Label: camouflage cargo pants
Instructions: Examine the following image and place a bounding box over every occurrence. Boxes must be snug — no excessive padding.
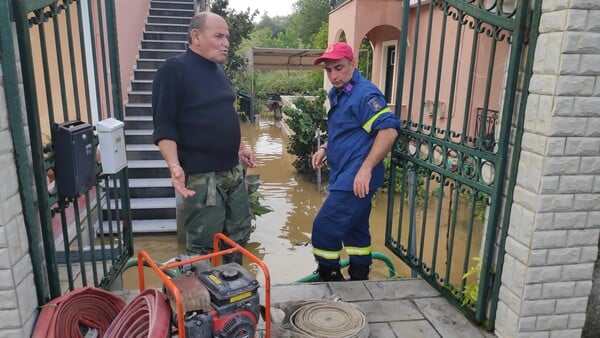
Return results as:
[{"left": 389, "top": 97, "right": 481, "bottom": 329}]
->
[{"left": 178, "top": 164, "right": 252, "bottom": 256}]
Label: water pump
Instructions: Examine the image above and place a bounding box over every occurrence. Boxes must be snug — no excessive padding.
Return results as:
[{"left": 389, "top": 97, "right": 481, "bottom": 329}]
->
[{"left": 166, "top": 263, "right": 261, "bottom": 338}]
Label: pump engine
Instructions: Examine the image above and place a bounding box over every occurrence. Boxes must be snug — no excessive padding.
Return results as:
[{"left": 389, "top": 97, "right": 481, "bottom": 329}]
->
[{"left": 166, "top": 263, "right": 261, "bottom": 338}]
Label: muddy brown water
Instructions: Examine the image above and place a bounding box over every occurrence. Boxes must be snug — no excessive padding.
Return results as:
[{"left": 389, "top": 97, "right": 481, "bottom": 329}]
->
[{"left": 124, "top": 117, "right": 482, "bottom": 289}]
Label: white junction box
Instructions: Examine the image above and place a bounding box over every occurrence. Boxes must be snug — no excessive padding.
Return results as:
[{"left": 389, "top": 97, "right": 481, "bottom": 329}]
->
[{"left": 95, "top": 117, "right": 127, "bottom": 174}]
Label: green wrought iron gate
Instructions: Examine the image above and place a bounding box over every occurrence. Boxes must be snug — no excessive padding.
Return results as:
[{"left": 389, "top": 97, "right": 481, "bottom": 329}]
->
[
  {"left": 388, "top": 0, "right": 540, "bottom": 329},
  {"left": 3, "top": 0, "right": 132, "bottom": 305}
]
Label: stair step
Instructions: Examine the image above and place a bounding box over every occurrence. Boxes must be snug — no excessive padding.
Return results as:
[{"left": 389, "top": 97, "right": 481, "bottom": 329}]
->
[
  {"left": 141, "top": 39, "right": 187, "bottom": 50},
  {"left": 129, "top": 184, "right": 173, "bottom": 199},
  {"left": 125, "top": 129, "right": 153, "bottom": 144},
  {"left": 124, "top": 115, "right": 153, "bottom": 130},
  {"left": 127, "top": 160, "right": 170, "bottom": 178},
  {"left": 144, "top": 23, "right": 188, "bottom": 33},
  {"left": 126, "top": 153, "right": 163, "bottom": 162},
  {"left": 133, "top": 68, "right": 157, "bottom": 81},
  {"left": 128, "top": 177, "right": 172, "bottom": 188},
  {"left": 144, "top": 31, "right": 187, "bottom": 42},
  {"left": 127, "top": 144, "right": 162, "bottom": 161},
  {"left": 107, "top": 176, "right": 172, "bottom": 189},
  {"left": 151, "top": 1, "right": 194, "bottom": 11},
  {"left": 148, "top": 8, "right": 194, "bottom": 18},
  {"left": 123, "top": 0, "right": 192, "bottom": 233},
  {"left": 103, "top": 197, "right": 176, "bottom": 220},
  {"left": 131, "top": 199, "right": 175, "bottom": 220},
  {"left": 127, "top": 143, "right": 159, "bottom": 151},
  {"left": 127, "top": 91, "right": 152, "bottom": 104},
  {"left": 147, "top": 15, "right": 193, "bottom": 25},
  {"left": 125, "top": 129, "right": 153, "bottom": 135},
  {"left": 137, "top": 58, "right": 167, "bottom": 70},
  {"left": 124, "top": 102, "right": 151, "bottom": 116},
  {"left": 130, "top": 197, "right": 175, "bottom": 209},
  {"left": 128, "top": 159, "right": 166, "bottom": 169},
  {"left": 101, "top": 219, "right": 177, "bottom": 234},
  {"left": 131, "top": 80, "right": 153, "bottom": 92},
  {"left": 107, "top": 177, "right": 170, "bottom": 187},
  {"left": 139, "top": 48, "right": 183, "bottom": 59}
]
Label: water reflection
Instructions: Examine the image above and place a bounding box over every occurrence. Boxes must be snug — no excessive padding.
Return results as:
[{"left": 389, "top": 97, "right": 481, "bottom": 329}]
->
[
  {"left": 125, "top": 117, "right": 481, "bottom": 289},
  {"left": 386, "top": 186, "right": 485, "bottom": 287},
  {"left": 242, "top": 119, "right": 407, "bottom": 283}
]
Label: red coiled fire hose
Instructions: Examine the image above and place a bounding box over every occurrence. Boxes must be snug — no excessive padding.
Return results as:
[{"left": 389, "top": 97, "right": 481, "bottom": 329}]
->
[
  {"left": 32, "top": 286, "right": 125, "bottom": 338},
  {"left": 104, "top": 288, "right": 171, "bottom": 338},
  {"left": 33, "top": 286, "right": 171, "bottom": 338}
]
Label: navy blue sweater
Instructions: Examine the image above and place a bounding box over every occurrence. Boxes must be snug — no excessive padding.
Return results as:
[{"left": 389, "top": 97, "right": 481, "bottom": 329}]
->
[{"left": 152, "top": 49, "right": 240, "bottom": 174}]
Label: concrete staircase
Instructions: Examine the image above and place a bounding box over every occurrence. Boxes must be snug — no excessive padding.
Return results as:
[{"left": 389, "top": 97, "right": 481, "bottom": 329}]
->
[{"left": 121, "top": 0, "right": 194, "bottom": 233}]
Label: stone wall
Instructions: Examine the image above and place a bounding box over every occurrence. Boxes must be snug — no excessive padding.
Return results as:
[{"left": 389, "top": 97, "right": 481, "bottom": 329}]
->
[
  {"left": 0, "top": 24, "right": 39, "bottom": 337},
  {"left": 494, "top": 1, "right": 600, "bottom": 337}
]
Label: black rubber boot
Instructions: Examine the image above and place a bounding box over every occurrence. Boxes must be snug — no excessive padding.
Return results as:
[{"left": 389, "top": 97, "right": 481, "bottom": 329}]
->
[
  {"left": 317, "top": 264, "right": 345, "bottom": 282},
  {"left": 348, "top": 264, "right": 370, "bottom": 281}
]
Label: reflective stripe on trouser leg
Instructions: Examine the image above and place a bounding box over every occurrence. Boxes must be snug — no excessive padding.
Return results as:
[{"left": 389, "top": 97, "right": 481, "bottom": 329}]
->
[
  {"left": 311, "top": 190, "right": 374, "bottom": 266},
  {"left": 343, "top": 190, "right": 374, "bottom": 266},
  {"left": 345, "top": 246, "right": 372, "bottom": 256},
  {"left": 312, "top": 248, "right": 342, "bottom": 261}
]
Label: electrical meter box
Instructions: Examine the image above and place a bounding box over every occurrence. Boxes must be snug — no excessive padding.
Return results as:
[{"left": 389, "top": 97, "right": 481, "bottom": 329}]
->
[
  {"left": 95, "top": 118, "right": 127, "bottom": 174},
  {"left": 52, "top": 120, "right": 96, "bottom": 198}
]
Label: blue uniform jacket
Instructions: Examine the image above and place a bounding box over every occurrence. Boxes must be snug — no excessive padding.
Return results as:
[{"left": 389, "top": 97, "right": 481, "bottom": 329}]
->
[{"left": 326, "top": 69, "right": 401, "bottom": 192}]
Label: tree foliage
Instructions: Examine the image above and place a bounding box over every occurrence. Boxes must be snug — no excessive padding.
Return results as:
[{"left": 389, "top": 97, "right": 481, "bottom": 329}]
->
[
  {"left": 211, "top": 0, "right": 257, "bottom": 73},
  {"left": 236, "top": 0, "right": 330, "bottom": 99},
  {"left": 255, "top": 15, "right": 289, "bottom": 37},
  {"left": 233, "top": 1, "right": 331, "bottom": 175},
  {"left": 311, "top": 21, "right": 329, "bottom": 49},
  {"left": 289, "top": 0, "right": 331, "bottom": 46},
  {"left": 254, "top": 70, "right": 321, "bottom": 95},
  {"left": 216, "top": 0, "right": 330, "bottom": 91},
  {"left": 229, "top": 0, "right": 330, "bottom": 114},
  {"left": 284, "top": 91, "right": 329, "bottom": 180}
]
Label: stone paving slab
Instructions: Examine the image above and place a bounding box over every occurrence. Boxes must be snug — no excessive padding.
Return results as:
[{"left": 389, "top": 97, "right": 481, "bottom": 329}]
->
[
  {"left": 363, "top": 279, "right": 441, "bottom": 299},
  {"left": 413, "top": 297, "right": 495, "bottom": 338},
  {"left": 357, "top": 299, "right": 424, "bottom": 322},
  {"left": 258, "top": 278, "right": 495, "bottom": 338},
  {"left": 389, "top": 320, "right": 442, "bottom": 337},
  {"left": 120, "top": 278, "right": 494, "bottom": 337}
]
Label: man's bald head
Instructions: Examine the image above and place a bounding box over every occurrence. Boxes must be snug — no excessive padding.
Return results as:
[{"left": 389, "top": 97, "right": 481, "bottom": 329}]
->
[{"left": 187, "top": 12, "right": 230, "bottom": 64}]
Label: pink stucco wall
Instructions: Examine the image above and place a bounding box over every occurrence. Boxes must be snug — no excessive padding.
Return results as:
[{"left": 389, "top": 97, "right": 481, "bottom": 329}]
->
[
  {"left": 328, "top": 0, "right": 404, "bottom": 110},
  {"left": 327, "top": 0, "right": 508, "bottom": 138},
  {"left": 116, "top": 0, "right": 151, "bottom": 102}
]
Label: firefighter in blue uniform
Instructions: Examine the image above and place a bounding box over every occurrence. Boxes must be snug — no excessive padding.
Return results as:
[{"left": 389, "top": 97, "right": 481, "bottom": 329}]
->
[{"left": 311, "top": 42, "right": 401, "bottom": 281}]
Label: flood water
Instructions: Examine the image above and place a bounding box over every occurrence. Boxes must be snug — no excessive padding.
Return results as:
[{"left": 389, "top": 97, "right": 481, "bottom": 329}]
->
[{"left": 124, "top": 116, "right": 482, "bottom": 289}]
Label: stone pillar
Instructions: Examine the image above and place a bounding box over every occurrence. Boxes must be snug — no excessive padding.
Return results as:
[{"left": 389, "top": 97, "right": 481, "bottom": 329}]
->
[
  {"left": 494, "top": 1, "right": 600, "bottom": 337},
  {"left": 0, "top": 40, "right": 39, "bottom": 337}
]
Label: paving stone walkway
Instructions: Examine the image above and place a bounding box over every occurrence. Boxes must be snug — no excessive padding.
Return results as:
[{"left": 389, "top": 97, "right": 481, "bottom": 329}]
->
[{"left": 258, "top": 278, "right": 495, "bottom": 338}]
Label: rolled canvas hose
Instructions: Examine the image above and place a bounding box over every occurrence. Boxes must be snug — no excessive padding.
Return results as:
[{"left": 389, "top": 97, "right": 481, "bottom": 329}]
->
[
  {"left": 32, "top": 286, "right": 126, "bottom": 338},
  {"left": 289, "top": 300, "right": 369, "bottom": 338},
  {"left": 104, "top": 288, "right": 171, "bottom": 338}
]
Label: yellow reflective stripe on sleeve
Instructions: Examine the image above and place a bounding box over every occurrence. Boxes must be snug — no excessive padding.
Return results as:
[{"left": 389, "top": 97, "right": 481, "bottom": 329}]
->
[
  {"left": 362, "top": 107, "right": 392, "bottom": 133},
  {"left": 345, "top": 246, "right": 372, "bottom": 256},
  {"left": 312, "top": 248, "right": 342, "bottom": 260}
]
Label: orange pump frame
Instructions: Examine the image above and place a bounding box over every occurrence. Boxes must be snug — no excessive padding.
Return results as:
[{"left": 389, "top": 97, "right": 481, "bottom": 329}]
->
[{"left": 137, "top": 233, "right": 272, "bottom": 338}]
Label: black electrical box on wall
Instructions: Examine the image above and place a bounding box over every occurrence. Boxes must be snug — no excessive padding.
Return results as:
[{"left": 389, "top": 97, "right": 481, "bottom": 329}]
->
[{"left": 52, "top": 120, "right": 96, "bottom": 198}]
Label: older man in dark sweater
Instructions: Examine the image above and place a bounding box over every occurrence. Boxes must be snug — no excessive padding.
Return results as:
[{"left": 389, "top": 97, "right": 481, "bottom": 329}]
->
[{"left": 152, "top": 11, "right": 255, "bottom": 262}]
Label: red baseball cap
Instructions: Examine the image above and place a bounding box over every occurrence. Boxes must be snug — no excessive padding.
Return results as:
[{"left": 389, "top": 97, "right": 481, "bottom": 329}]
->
[{"left": 314, "top": 42, "right": 355, "bottom": 65}]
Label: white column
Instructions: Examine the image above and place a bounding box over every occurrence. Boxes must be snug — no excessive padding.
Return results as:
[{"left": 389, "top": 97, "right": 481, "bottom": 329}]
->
[{"left": 494, "top": 2, "right": 600, "bottom": 337}]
